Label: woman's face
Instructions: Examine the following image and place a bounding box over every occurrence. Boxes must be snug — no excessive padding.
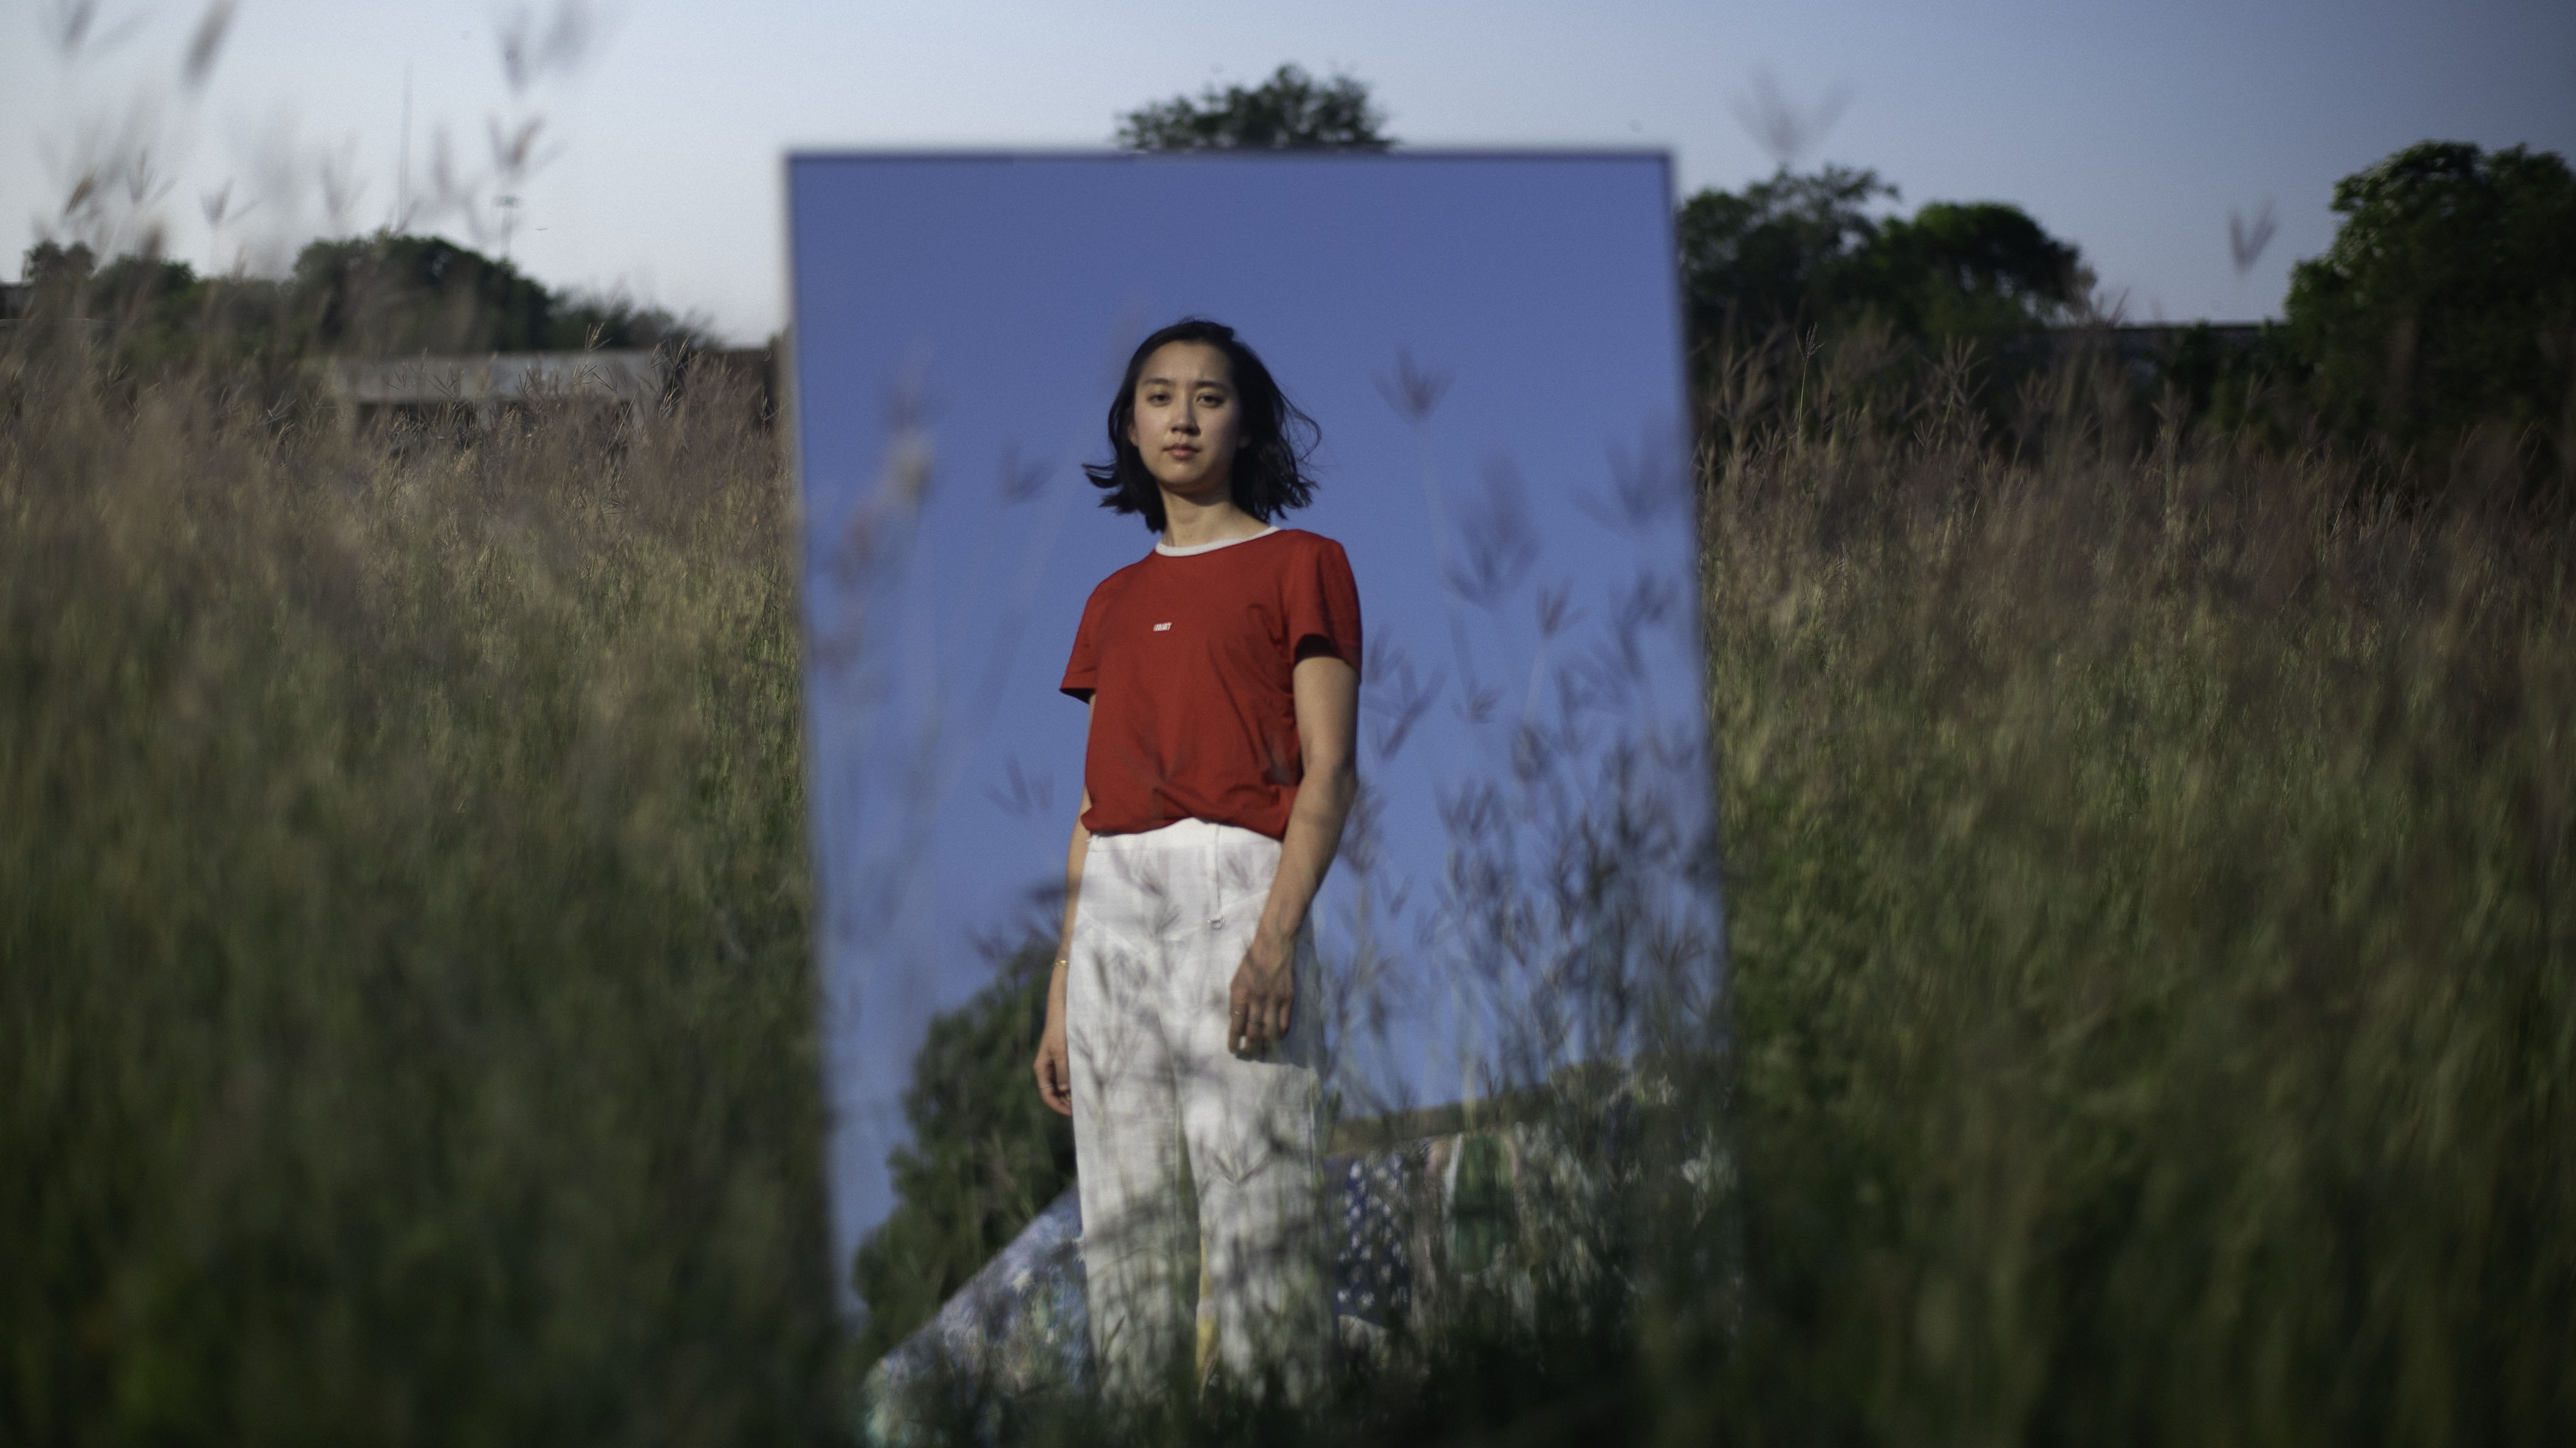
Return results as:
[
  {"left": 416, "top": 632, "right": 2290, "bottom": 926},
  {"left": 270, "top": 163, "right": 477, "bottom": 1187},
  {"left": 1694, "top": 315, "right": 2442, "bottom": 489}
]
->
[{"left": 1125, "top": 341, "right": 1245, "bottom": 505}]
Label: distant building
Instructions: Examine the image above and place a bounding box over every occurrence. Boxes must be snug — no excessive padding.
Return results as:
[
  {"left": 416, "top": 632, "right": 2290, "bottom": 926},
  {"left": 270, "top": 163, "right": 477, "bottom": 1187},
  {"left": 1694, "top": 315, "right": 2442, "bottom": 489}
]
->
[
  {"left": 2107, "top": 322, "right": 2267, "bottom": 351},
  {"left": 2097, "top": 322, "right": 2267, "bottom": 365},
  {"left": 2083, "top": 321, "right": 2272, "bottom": 385},
  {"left": 316, "top": 347, "right": 780, "bottom": 437},
  {"left": 318, "top": 350, "right": 670, "bottom": 435}
]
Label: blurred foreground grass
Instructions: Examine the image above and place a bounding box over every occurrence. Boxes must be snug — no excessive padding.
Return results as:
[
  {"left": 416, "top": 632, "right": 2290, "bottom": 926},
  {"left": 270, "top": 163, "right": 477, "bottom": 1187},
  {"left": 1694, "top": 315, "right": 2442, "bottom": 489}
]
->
[
  {"left": 1, "top": 340, "right": 841, "bottom": 1443},
  {"left": 2, "top": 327, "right": 2569, "bottom": 1444}
]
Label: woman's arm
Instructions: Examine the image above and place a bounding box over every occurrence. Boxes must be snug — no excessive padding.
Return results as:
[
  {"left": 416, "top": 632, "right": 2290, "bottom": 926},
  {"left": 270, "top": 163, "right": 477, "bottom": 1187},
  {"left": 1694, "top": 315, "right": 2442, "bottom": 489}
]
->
[
  {"left": 1033, "top": 704, "right": 1093, "bottom": 1116},
  {"left": 1231, "top": 649, "right": 1360, "bottom": 1053}
]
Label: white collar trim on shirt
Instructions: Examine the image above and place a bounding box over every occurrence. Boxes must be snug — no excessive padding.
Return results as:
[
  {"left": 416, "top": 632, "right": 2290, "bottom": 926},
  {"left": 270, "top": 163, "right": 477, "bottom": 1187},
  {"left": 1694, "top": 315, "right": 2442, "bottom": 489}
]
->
[{"left": 1154, "top": 525, "right": 1279, "bottom": 557}]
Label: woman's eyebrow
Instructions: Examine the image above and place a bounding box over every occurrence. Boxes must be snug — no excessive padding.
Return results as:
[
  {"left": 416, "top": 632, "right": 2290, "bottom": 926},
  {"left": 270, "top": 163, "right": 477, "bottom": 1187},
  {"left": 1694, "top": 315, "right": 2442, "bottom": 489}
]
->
[{"left": 1137, "top": 374, "right": 1231, "bottom": 392}]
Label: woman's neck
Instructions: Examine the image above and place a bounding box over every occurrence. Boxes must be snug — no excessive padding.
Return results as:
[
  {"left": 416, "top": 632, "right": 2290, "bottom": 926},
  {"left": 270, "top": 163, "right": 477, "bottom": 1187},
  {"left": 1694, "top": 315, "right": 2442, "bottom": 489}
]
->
[{"left": 1158, "top": 490, "right": 1267, "bottom": 550}]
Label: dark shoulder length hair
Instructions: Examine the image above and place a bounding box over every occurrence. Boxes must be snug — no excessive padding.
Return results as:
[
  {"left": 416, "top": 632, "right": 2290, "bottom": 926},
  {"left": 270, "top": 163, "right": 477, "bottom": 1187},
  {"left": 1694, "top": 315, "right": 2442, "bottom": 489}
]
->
[{"left": 1083, "top": 318, "right": 1320, "bottom": 533}]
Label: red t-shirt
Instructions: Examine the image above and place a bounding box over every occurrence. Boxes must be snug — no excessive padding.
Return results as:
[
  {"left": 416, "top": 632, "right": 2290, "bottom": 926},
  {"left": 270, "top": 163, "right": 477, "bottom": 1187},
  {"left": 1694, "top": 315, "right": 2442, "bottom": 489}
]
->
[{"left": 1060, "top": 527, "right": 1363, "bottom": 839}]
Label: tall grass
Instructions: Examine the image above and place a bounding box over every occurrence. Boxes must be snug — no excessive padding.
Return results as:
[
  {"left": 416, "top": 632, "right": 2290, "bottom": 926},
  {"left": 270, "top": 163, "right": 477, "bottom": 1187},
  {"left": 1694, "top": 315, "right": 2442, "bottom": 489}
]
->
[
  {"left": 0, "top": 334, "right": 844, "bottom": 1444},
  {"left": 4, "top": 320, "right": 2568, "bottom": 1444},
  {"left": 1694, "top": 340, "right": 2574, "bottom": 1443}
]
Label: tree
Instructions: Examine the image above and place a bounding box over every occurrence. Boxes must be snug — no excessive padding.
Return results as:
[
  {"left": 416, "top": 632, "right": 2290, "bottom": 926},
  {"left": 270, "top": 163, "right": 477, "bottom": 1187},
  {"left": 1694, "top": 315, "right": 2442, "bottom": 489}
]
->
[
  {"left": 1116, "top": 63, "right": 1392, "bottom": 152},
  {"left": 16, "top": 244, "right": 239, "bottom": 374},
  {"left": 1676, "top": 166, "right": 2085, "bottom": 363},
  {"left": 21, "top": 240, "right": 98, "bottom": 284},
  {"left": 1856, "top": 201, "right": 2086, "bottom": 339},
  {"left": 850, "top": 940, "right": 1075, "bottom": 1365},
  {"left": 81, "top": 254, "right": 213, "bottom": 371},
  {"left": 289, "top": 233, "right": 555, "bottom": 355},
  {"left": 1676, "top": 164, "right": 1892, "bottom": 346},
  {"left": 2285, "top": 141, "right": 2576, "bottom": 459},
  {"left": 16, "top": 233, "right": 706, "bottom": 377}
]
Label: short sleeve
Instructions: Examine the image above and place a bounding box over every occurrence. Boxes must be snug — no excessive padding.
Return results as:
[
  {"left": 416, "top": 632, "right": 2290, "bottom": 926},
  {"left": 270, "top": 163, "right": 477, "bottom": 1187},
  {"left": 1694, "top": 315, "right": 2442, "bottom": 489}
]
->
[
  {"left": 1061, "top": 584, "right": 1106, "bottom": 701},
  {"left": 1284, "top": 537, "right": 1364, "bottom": 678}
]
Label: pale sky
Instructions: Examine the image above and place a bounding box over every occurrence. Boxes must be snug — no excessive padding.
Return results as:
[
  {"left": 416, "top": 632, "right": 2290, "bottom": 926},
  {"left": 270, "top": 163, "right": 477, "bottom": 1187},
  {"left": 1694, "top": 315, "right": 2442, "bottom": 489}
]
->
[{"left": 6, "top": 0, "right": 2572, "bottom": 344}]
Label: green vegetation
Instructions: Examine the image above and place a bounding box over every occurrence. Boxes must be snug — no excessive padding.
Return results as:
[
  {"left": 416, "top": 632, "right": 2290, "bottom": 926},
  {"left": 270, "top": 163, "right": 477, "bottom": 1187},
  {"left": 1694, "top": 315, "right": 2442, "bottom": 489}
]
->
[
  {"left": 1677, "top": 141, "right": 2576, "bottom": 494},
  {"left": 1676, "top": 165, "right": 2088, "bottom": 355},
  {"left": 1, "top": 328, "right": 837, "bottom": 1443},
  {"left": 15, "top": 233, "right": 711, "bottom": 381},
  {"left": 852, "top": 942, "right": 1075, "bottom": 1365},
  {"left": 1692, "top": 337, "right": 2572, "bottom": 1443},
  {"left": 2284, "top": 142, "right": 2576, "bottom": 466},
  {"left": 1115, "top": 64, "right": 1392, "bottom": 153}
]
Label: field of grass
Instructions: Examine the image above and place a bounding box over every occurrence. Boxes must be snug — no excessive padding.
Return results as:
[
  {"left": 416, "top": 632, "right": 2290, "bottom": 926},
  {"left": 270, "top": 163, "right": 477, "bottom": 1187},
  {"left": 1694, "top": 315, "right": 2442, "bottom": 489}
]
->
[
  {"left": 1696, "top": 345, "right": 2572, "bottom": 1443},
  {"left": 1, "top": 333, "right": 842, "bottom": 1443},
  {"left": 2, "top": 319, "right": 2567, "bottom": 1444}
]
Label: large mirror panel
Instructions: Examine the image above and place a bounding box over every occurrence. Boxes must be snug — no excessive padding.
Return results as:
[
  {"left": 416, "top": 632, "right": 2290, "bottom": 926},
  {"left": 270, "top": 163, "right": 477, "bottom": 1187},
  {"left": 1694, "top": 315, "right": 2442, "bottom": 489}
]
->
[{"left": 786, "top": 151, "right": 1722, "bottom": 1299}]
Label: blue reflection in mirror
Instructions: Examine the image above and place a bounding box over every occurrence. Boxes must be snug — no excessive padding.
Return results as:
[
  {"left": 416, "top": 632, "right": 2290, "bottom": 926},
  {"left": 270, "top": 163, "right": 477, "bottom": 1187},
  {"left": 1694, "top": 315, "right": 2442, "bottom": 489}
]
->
[{"left": 786, "top": 151, "right": 1724, "bottom": 1310}]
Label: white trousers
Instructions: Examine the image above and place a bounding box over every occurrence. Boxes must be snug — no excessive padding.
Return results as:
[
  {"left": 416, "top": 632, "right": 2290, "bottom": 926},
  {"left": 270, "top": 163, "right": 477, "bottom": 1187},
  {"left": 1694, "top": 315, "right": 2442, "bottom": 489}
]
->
[{"left": 1067, "top": 818, "right": 1327, "bottom": 1400}]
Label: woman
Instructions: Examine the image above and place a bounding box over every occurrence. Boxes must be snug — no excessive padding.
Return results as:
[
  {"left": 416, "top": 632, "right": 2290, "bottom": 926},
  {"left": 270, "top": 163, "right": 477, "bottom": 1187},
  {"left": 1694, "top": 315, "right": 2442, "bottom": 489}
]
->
[{"left": 1031, "top": 318, "right": 1360, "bottom": 1400}]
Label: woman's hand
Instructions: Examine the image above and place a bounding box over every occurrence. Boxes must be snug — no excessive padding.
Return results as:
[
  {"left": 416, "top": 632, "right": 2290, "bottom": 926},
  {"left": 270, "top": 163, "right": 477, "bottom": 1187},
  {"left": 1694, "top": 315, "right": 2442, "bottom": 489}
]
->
[
  {"left": 1033, "top": 954, "right": 1074, "bottom": 1116},
  {"left": 1033, "top": 1014, "right": 1073, "bottom": 1116},
  {"left": 1228, "top": 927, "right": 1297, "bottom": 1056}
]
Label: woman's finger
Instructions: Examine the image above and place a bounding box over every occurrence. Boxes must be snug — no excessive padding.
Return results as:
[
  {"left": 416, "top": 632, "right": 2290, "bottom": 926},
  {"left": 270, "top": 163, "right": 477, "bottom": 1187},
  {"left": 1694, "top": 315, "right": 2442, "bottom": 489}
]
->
[
  {"left": 1261, "top": 979, "right": 1288, "bottom": 1045},
  {"left": 1036, "top": 1044, "right": 1064, "bottom": 1099}
]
